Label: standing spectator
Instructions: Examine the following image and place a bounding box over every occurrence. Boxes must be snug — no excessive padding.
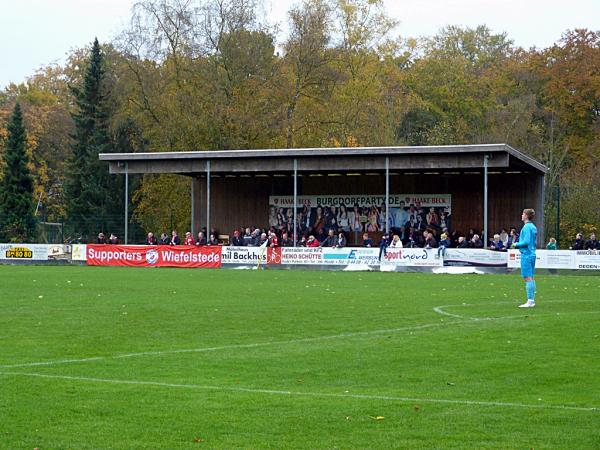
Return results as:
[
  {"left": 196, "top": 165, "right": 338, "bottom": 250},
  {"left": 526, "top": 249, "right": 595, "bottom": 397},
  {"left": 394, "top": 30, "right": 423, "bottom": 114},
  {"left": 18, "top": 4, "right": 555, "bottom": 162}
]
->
[
  {"left": 146, "top": 232, "right": 157, "bottom": 245},
  {"left": 426, "top": 207, "right": 440, "bottom": 228},
  {"left": 362, "top": 232, "right": 373, "bottom": 247},
  {"left": 570, "top": 233, "right": 585, "bottom": 250},
  {"left": 196, "top": 231, "right": 207, "bottom": 246},
  {"left": 97, "top": 232, "right": 107, "bottom": 244},
  {"left": 393, "top": 201, "right": 409, "bottom": 229},
  {"left": 335, "top": 232, "right": 347, "bottom": 248},
  {"left": 184, "top": 231, "right": 194, "bottom": 245},
  {"left": 170, "top": 230, "right": 180, "bottom": 245},
  {"left": 546, "top": 237, "right": 557, "bottom": 250},
  {"left": 489, "top": 234, "right": 505, "bottom": 251},
  {"left": 379, "top": 232, "right": 391, "bottom": 259},
  {"left": 230, "top": 229, "right": 244, "bottom": 246},
  {"left": 337, "top": 204, "right": 350, "bottom": 232},
  {"left": 159, "top": 233, "right": 170, "bottom": 245},
  {"left": 584, "top": 233, "right": 599, "bottom": 250}
]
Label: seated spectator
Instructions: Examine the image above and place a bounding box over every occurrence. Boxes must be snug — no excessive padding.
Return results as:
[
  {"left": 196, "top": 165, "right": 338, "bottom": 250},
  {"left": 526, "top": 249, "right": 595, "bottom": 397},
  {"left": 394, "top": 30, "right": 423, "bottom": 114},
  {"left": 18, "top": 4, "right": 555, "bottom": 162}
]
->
[
  {"left": 268, "top": 230, "right": 279, "bottom": 247},
  {"left": 97, "top": 232, "right": 107, "bottom": 244},
  {"left": 507, "top": 228, "right": 519, "bottom": 248},
  {"left": 469, "top": 234, "right": 484, "bottom": 248},
  {"left": 499, "top": 228, "right": 509, "bottom": 247},
  {"left": 362, "top": 232, "right": 373, "bottom": 247},
  {"left": 184, "top": 231, "right": 194, "bottom": 246},
  {"left": 257, "top": 232, "right": 268, "bottom": 247},
  {"left": 250, "top": 229, "right": 262, "bottom": 246},
  {"left": 242, "top": 228, "right": 253, "bottom": 246},
  {"left": 230, "top": 229, "right": 244, "bottom": 246},
  {"left": 306, "top": 235, "right": 320, "bottom": 247},
  {"left": 159, "top": 233, "right": 170, "bottom": 245},
  {"left": 280, "top": 231, "right": 292, "bottom": 247},
  {"left": 489, "top": 234, "right": 505, "bottom": 251},
  {"left": 424, "top": 231, "right": 438, "bottom": 249},
  {"left": 570, "top": 233, "right": 584, "bottom": 250},
  {"left": 389, "top": 234, "right": 403, "bottom": 248},
  {"left": 145, "top": 232, "right": 157, "bottom": 245},
  {"left": 108, "top": 233, "right": 119, "bottom": 245},
  {"left": 335, "top": 232, "right": 347, "bottom": 248},
  {"left": 170, "top": 230, "right": 180, "bottom": 246},
  {"left": 546, "top": 237, "right": 557, "bottom": 250},
  {"left": 457, "top": 236, "right": 470, "bottom": 248},
  {"left": 298, "top": 235, "right": 308, "bottom": 247},
  {"left": 437, "top": 232, "right": 451, "bottom": 258},
  {"left": 320, "top": 229, "right": 337, "bottom": 247},
  {"left": 195, "top": 231, "right": 207, "bottom": 246},
  {"left": 208, "top": 233, "right": 219, "bottom": 246},
  {"left": 585, "top": 233, "right": 599, "bottom": 250}
]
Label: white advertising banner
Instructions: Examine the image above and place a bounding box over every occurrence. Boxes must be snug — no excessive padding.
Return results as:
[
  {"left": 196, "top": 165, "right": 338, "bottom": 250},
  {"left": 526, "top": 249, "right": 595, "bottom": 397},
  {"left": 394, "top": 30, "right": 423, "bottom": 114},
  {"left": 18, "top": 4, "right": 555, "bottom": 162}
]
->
[
  {"left": 381, "top": 248, "right": 443, "bottom": 267},
  {"left": 507, "top": 250, "right": 578, "bottom": 270},
  {"left": 444, "top": 249, "right": 508, "bottom": 267},
  {"left": 221, "top": 247, "right": 267, "bottom": 265},
  {"left": 574, "top": 250, "right": 600, "bottom": 270},
  {"left": 320, "top": 247, "right": 381, "bottom": 266},
  {"left": 0, "top": 243, "right": 49, "bottom": 261},
  {"left": 280, "top": 247, "right": 324, "bottom": 265},
  {"left": 72, "top": 244, "right": 88, "bottom": 261},
  {"left": 270, "top": 194, "right": 452, "bottom": 210}
]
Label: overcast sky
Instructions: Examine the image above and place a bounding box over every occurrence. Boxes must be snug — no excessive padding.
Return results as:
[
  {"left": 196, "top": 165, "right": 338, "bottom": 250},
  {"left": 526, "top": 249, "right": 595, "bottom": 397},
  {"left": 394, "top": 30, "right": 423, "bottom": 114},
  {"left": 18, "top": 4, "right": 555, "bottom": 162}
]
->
[{"left": 2, "top": 0, "right": 599, "bottom": 89}]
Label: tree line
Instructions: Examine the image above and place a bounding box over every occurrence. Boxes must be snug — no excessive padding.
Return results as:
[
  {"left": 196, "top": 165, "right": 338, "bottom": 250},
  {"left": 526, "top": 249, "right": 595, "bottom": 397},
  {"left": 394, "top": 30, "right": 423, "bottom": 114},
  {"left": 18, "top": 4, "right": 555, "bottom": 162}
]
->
[{"left": 0, "top": 0, "right": 599, "bottom": 244}]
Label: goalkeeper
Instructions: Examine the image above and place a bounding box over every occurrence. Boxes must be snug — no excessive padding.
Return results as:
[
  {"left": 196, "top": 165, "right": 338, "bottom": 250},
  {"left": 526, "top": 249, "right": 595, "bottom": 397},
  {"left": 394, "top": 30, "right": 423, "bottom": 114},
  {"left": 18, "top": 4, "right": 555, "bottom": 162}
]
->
[{"left": 512, "top": 208, "right": 538, "bottom": 308}]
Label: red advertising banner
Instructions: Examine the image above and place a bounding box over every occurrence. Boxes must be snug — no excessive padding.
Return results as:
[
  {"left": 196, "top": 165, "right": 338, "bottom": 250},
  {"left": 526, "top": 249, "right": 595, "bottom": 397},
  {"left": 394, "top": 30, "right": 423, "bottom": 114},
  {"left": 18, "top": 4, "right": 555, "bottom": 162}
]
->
[{"left": 87, "top": 245, "right": 221, "bottom": 268}]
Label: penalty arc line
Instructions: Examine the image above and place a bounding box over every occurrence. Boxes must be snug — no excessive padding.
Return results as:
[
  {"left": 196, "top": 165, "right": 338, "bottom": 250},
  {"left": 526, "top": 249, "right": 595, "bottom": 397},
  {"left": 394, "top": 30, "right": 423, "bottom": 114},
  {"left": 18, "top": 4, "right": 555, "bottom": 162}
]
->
[{"left": 0, "top": 371, "right": 597, "bottom": 413}]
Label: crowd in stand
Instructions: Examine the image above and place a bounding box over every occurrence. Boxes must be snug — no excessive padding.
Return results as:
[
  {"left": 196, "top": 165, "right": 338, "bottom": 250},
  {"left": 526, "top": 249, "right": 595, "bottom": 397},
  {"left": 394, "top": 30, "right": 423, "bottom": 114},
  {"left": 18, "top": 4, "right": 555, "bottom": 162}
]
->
[{"left": 95, "top": 202, "right": 599, "bottom": 251}]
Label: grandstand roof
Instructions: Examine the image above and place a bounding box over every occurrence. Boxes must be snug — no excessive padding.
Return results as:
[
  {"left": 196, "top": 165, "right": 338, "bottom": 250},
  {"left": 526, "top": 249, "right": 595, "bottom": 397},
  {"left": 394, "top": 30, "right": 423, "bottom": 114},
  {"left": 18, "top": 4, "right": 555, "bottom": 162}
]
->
[{"left": 100, "top": 143, "right": 548, "bottom": 175}]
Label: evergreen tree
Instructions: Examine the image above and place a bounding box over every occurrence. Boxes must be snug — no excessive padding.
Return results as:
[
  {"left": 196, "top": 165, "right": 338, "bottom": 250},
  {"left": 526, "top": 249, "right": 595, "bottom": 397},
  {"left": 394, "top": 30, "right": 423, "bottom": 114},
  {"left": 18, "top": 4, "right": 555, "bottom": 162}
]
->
[
  {"left": 65, "top": 38, "right": 121, "bottom": 241},
  {"left": 0, "top": 102, "right": 37, "bottom": 242}
]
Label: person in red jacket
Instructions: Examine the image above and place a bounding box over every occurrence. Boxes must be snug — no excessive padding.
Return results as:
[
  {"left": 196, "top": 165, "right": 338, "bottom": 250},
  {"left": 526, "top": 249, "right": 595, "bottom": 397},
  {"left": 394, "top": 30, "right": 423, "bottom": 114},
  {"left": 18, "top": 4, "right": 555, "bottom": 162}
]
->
[{"left": 306, "top": 235, "right": 320, "bottom": 247}]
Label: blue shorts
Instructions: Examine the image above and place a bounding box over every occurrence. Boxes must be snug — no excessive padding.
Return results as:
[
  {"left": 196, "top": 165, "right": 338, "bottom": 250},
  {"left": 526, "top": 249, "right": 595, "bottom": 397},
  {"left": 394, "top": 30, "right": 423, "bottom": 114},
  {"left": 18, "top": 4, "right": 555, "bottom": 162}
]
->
[{"left": 520, "top": 254, "right": 536, "bottom": 278}]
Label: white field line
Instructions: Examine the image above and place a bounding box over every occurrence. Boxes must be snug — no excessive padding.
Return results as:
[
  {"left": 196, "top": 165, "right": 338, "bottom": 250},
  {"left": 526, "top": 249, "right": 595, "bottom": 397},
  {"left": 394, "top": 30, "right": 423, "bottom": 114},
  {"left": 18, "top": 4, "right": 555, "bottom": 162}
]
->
[
  {"left": 433, "top": 299, "right": 600, "bottom": 320},
  {"left": 0, "top": 371, "right": 596, "bottom": 413},
  {"left": 0, "top": 321, "right": 465, "bottom": 369}
]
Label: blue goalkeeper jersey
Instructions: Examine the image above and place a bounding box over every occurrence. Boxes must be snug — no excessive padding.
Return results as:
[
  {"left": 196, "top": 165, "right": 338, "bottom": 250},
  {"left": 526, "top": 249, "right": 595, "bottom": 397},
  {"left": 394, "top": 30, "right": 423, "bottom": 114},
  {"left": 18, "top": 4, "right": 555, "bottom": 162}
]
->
[{"left": 516, "top": 222, "right": 537, "bottom": 256}]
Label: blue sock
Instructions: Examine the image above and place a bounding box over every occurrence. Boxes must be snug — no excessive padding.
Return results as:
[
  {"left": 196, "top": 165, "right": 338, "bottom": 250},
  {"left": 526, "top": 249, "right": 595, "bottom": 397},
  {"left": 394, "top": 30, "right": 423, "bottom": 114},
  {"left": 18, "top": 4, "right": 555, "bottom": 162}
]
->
[{"left": 525, "top": 280, "right": 536, "bottom": 302}]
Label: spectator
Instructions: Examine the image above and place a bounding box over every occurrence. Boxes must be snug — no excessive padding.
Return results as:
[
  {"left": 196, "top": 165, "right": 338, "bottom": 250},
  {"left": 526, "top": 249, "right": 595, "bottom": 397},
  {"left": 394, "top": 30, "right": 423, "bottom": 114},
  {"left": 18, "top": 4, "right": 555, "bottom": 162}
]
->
[
  {"left": 108, "top": 233, "right": 119, "bottom": 245},
  {"left": 170, "top": 230, "right": 180, "bottom": 246},
  {"left": 570, "top": 233, "right": 585, "bottom": 250},
  {"left": 437, "top": 232, "right": 451, "bottom": 258},
  {"left": 145, "top": 232, "right": 157, "bottom": 245},
  {"left": 584, "top": 233, "right": 599, "bottom": 250},
  {"left": 499, "top": 228, "right": 509, "bottom": 247},
  {"left": 389, "top": 234, "right": 403, "bottom": 248},
  {"left": 335, "top": 232, "right": 347, "bottom": 248},
  {"left": 379, "top": 232, "right": 391, "bottom": 259},
  {"left": 230, "top": 229, "right": 244, "bottom": 246},
  {"left": 258, "top": 232, "right": 268, "bottom": 247},
  {"left": 196, "top": 231, "right": 207, "bottom": 246},
  {"left": 208, "top": 233, "right": 219, "bottom": 246},
  {"left": 320, "top": 229, "right": 337, "bottom": 247},
  {"left": 298, "top": 235, "right": 308, "bottom": 247},
  {"left": 362, "top": 232, "right": 373, "bottom": 247},
  {"left": 159, "top": 233, "right": 170, "bottom": 245},
  {"left": 470, "top": 234, "right": 484, "bottom": 248},
  {"left": 337, "top": 204, "right": 350, "bottom": 232},
  {"left": 546, "top": 237, "right": 557, "bottom": 250},
  {"left": 424, "top": 231, "right": 438, "bottom": 249},
  {"left": 280, "top": 231, "right": 292, "bottom": 247},
  {"left": 97, "top": 232, "right": 107, "bottom": 244},
  {"left": 426, "top": 207, "right": 440, "bottom": 228},
  {"left": 457, "top": 236, "right": 470, "bottom": 248},
  {"left": 489, "top": 234, "right": 505, "bottom": 251},
  {"left": 394, "top": 201, "right": 409, "bottom": 229},
  {"left": 184, "top": 231, "right": 194, "bottom": 246},
  {"left": 268, "top": 230, "right": 279, "bottom": 247},
  {"left": 242, "top": 228, "right": 253, "bottom": 246},
  {"left": 507, "top": 228, "right": 519, "bottom": 248},
  {"left": 306, "top": 235, "right": 320, "bottom": 247}
]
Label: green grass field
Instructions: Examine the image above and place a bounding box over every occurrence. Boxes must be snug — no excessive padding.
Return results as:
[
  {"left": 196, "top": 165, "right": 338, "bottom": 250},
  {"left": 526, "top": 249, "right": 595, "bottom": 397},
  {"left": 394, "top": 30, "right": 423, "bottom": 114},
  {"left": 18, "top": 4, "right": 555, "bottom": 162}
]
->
[{"left": 0, "top": 265, "right": 599, "bottom": 449}]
